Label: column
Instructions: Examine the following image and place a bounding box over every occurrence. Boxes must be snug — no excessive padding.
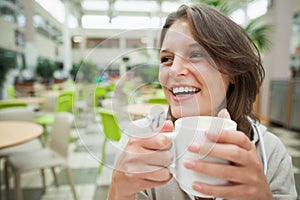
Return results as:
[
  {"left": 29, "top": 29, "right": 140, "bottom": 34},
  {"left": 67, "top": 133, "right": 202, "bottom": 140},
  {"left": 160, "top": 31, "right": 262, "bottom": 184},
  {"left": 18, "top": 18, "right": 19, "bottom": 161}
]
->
[
  {"left": 259, "top": 0, "right": 295, "bottom": 119},
  {"left": 119, "top": 37, "right": 127, "bottom": 77},
  {"left": 23, "top": 0, "right": 37, "bottom": 77},
  {"left": 63, "top": 1, "right": 72, "bottom": 77}
]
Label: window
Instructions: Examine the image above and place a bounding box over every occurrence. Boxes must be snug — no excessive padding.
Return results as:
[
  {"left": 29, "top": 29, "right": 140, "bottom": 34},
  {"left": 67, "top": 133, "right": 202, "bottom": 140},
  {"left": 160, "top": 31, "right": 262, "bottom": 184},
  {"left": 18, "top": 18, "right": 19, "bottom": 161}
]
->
[
  {"left": 15, "top": 29, "right": 25, "bottom": 47},
  {"left": 33, "top": 14, "right": 62, "bottom": 42},
  {"left": 72, "top": 36, "right": 82, "bottom": 49},
  {"left": 126, "top": 39, "right": 145, "bottom": 48},
  {"left": 86, "top": 38, "right": 119, "bottom": 48}
]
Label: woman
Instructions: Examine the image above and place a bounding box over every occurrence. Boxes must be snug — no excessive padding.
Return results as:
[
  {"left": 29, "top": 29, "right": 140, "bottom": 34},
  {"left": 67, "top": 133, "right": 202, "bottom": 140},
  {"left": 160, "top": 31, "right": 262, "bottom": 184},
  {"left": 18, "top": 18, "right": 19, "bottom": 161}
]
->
[{"left": 108, "top": 3, "right": 297, "bottom": 200}]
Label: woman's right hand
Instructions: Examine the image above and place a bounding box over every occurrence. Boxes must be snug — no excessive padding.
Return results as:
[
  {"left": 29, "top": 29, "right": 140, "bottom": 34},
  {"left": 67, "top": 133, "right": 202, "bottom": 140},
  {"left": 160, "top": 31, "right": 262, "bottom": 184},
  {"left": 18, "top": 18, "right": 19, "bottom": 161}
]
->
[{"left": 108, "top": 120, "right": 174, "bottom": 200}]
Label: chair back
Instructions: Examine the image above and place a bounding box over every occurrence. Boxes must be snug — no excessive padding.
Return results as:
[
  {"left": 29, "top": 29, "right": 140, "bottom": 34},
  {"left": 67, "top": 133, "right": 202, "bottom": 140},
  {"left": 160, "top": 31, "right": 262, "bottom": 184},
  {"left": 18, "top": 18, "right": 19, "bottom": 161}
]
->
[
  {"left": 56, "top": 91, "right": 74, "bottom": 112},
  {"left": 49, "top": 112, "right": 74, "bottom": 158},
  {"left": 107, "top": 83, "right": 115, "bottom": 92},
  {"left": 42, "top": 95, "right": 57, "bottom": 112},
  {"left": 0, "top": 107, "right": 35, "bottom": 122},
  {"left": 97, "top": 107, "right": 121, "bottom": 141},
  {"left": 0, "top": 101, "right": 27, "bottom": 110},
  {"left": 94, "top": 87, "right": 107, "bottom": 107}
]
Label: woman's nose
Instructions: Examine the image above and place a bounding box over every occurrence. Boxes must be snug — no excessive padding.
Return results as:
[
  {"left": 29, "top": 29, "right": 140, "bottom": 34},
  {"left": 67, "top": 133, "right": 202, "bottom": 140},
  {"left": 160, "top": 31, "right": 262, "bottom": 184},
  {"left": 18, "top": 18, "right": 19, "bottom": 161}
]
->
[{"left": 170, "top": 55, "right": 189, "bottom": 76}]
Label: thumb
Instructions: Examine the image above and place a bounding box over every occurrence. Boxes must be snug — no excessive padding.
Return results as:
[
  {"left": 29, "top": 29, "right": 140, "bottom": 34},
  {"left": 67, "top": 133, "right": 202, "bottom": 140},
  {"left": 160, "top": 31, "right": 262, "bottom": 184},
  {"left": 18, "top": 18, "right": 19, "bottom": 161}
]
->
[
  {"left": 159, "top": 120, "right": 174, "bottom": 133},
  {"left": 217, "top": 108, "right": 231, "bottom": 119}
]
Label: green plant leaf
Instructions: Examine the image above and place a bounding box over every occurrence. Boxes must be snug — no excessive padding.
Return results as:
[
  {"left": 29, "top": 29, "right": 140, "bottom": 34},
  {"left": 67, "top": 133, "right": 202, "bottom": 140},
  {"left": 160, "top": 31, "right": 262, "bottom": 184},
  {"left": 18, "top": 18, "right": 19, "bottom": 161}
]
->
[
  {"left": 193, "top": 0, "right": 235, "bottom": 15},
  {"left": 244, "top": 16, "right": 274, "bottom": 52},
  {"left": 191, "top": 1, "right": 274, "bottom": 52}
]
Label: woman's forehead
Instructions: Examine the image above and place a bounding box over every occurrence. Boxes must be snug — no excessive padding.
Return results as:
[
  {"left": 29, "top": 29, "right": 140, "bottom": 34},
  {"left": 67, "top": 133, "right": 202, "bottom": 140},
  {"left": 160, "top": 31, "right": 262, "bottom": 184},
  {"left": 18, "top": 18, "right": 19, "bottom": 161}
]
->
[
  {"left": 162, "top": 20, "right": 198, "bottom": 49},
  {"left": 168, "top": 19, "right": 193, "bottom": 38}
]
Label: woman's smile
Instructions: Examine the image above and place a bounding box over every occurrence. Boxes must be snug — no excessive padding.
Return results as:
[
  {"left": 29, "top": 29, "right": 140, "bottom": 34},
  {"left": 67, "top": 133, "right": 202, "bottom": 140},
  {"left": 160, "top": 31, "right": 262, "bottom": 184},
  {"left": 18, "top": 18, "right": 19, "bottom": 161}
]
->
[{"left": 170, "top": 86, "right": 201, "bottom": 97}]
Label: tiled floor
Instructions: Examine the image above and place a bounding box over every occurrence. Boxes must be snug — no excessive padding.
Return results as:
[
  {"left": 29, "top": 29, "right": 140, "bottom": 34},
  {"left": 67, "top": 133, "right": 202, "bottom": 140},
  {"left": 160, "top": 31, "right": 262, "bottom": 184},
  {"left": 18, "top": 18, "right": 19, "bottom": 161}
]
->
[{"left": 1, "top": 120, "right": 300, "bottom": 200}]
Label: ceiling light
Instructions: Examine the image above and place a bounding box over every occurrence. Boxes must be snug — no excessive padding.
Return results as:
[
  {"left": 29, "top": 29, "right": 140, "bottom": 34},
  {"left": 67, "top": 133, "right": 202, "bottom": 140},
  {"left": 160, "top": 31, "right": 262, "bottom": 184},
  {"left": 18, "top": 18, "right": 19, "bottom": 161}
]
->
[
  {"left": 81, "top": 0, "right": 108, "bottom": 11},
  {"left": 247, "top": 0, "right": 268, "bottom": 19}
]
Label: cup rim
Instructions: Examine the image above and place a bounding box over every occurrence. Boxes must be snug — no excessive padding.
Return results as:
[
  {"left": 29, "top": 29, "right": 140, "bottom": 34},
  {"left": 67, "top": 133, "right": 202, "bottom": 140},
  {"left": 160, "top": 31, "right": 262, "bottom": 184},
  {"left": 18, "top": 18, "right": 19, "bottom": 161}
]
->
[{"left": 174, "top": 115, "right": 237, "bottom": 130}]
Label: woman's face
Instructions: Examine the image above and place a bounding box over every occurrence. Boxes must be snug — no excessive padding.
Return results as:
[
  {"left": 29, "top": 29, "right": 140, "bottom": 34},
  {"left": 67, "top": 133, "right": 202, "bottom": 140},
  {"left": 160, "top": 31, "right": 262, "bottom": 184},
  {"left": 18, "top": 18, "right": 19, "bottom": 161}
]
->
[{"left": 159, "top": 19, "right": 230, "bottom": 118}]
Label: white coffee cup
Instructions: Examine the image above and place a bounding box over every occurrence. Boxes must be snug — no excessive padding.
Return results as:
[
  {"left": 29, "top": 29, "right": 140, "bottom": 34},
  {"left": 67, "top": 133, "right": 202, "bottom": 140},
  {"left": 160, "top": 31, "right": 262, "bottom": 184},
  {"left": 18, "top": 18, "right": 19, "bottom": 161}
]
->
[{"left": 163, "top": 116, "right": 237, "bottom": 198}]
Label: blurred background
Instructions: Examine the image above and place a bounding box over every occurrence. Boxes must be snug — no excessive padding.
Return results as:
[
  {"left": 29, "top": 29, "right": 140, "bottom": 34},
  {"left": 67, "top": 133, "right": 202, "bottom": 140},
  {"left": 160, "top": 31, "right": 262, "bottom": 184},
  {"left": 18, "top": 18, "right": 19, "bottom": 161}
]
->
[
  {"left": 0, "top": 0, "right": 300, "bottom": 199},
  {"left": 0, "top": 0, "right": 300, "bottom": 122}
]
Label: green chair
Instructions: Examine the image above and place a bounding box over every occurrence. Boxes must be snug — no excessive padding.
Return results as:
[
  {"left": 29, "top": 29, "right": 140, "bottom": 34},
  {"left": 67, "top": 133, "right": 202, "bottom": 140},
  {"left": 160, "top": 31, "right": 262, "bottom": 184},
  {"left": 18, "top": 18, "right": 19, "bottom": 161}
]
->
[
  {"left": 52, "top": 85, "right": 59, "bottom": 91},
  {"left": 107, "top": 83, "right": 116, "bottom": 92},
  {"left": 0, "top": 101, "right": 27, "bottom": 110},
  {"left": 97, "top": 107, "right": 122, "bottom": 174},
  {"left": 56, "top": 91, "right": 74, "bottom": 112},
  {"left": 148, "top": 97, "right": 168, "bottom": 104},
  {"left": 35, "top": 114, "right": 54, "bottom": 145},
  {"left": 8, "top": 86, "right": 15, "bottom": 99},
  {"left": 94, "top": 86, "right": 107, "bottom": 107},
  {"left": 35, "top": 90, "right": 74, "bottom": 145}
]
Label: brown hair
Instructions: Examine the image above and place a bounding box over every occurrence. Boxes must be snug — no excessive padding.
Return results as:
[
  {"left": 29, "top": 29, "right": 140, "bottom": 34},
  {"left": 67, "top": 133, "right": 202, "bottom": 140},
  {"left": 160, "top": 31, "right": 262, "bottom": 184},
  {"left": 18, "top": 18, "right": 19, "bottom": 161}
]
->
[{"left": 160, "top": 4, "right": 265, "bottom": 139}]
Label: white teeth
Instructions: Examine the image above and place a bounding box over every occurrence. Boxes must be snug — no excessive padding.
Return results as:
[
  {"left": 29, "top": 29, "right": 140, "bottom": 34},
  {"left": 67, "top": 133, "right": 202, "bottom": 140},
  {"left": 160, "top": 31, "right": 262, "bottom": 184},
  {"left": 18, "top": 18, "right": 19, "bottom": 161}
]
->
[
  {"left": 173, "top": 88, "right": 179, "bottom": 93},
  {"left": 172, "top": 87, "right": 200, "bottom": 95}
]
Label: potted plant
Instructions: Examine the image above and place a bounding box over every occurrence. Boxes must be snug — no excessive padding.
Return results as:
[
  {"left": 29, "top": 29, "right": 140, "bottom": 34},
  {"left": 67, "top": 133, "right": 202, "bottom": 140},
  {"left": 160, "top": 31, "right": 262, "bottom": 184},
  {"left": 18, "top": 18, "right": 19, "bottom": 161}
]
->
[
  {"left": 0, "top": 49, "right": 17, "bottom": 99},
  {"left": 36, "top": 58, "right": 56, "bottom": 87},
  {"left": 70, "top": 59, "right": 98, "bottom": 83}
]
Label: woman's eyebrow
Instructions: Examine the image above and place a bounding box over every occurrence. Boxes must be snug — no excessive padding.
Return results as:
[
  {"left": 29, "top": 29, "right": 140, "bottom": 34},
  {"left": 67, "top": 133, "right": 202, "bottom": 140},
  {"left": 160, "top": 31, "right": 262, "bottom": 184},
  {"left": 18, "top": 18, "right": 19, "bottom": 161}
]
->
[
  {"left": 160, "top": 49, "right": 171, "bottom": 53},
  {"left": 160, "top": 43, "right": 202, "bottom": 53},
  {"left": 189, "top": 42, "right": 202, "bottom": 49}
]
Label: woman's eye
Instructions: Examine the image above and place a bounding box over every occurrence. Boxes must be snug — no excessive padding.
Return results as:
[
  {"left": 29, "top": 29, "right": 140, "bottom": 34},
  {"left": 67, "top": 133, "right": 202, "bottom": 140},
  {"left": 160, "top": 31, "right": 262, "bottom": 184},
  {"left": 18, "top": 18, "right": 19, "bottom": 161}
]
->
[
  {"left": 160, "top": 56, "right": 173, "bottom": 64},
  {"left": 190, "top": 51, "right": 203, "bottom": 58}
]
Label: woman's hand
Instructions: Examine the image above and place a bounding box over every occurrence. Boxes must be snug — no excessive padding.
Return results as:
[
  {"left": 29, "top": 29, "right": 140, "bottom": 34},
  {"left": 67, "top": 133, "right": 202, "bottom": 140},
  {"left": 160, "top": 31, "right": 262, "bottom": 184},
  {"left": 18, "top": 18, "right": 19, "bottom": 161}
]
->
[
  {"left": 184, "top": 109, "right": 273, "bottom": 200},
  {"left": 108, "top": 120, "right": 174, "bottom": 200}
]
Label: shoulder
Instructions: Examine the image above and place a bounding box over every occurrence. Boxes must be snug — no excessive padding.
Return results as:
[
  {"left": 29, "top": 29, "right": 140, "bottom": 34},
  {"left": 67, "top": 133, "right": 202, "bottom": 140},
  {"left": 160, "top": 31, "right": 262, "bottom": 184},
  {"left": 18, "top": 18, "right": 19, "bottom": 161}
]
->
[
  {"left": 252, "top": 123, "right": 293, "bottom": 180},
  {"left": 254, "top": 124, "right": 288, "bottom": 161},
  {"left": 254, "top": 124, "right": 297, "bottom": 198},
  {"left": 263, "top": 130, "right": 286, "bottom": 152}
]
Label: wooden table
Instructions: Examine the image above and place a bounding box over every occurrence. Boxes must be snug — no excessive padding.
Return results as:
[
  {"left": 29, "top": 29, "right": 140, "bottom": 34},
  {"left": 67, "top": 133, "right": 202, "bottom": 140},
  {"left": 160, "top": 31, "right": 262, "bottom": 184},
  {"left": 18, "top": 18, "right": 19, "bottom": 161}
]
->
[
  {"left": 0, "top": 121, "right": 43, "bottom": 149},
  {"left": 126, "top": 103, "right": 169, "bottom": 119},
  {"left": 14, "top": 97, "right": 45, "bottom": 104},
  {"left": 40, "top": 90, "right": 60, "bottom": 97}
]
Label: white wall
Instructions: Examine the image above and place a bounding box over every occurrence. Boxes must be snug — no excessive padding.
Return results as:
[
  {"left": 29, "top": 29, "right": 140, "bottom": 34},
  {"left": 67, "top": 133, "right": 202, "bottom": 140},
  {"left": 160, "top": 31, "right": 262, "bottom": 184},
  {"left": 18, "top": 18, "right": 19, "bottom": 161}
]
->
[
  {"left": 0, "top": 18, "right": 62, "bottom": 61},
  {"left": 35, "top": 34, "right": 61, "bottom": 60},
  {"left": 260, "top": 0, "right": 295, "bottom": 119},
  {"left": 70, "top": 28, "right": 160, "bottom": 66},
  {"left": 0, "top": 18, "right": 24, "bottom": 53}
]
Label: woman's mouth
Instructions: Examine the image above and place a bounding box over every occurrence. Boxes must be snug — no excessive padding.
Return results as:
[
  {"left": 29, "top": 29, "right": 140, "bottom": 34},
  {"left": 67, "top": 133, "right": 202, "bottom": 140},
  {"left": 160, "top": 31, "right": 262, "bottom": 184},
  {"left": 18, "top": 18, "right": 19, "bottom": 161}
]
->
[{"left": 170, "top": 86, "right": 201, "bottom": 97}]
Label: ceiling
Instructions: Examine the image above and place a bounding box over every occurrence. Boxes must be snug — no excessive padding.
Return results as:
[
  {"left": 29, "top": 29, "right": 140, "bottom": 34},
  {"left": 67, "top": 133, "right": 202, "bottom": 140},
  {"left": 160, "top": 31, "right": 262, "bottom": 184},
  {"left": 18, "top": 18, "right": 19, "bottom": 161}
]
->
[
  {"left": 62, "top": 0, "right": 256, "bottom": 23},
  {"left": 64, "top": 0, "right": 187, "bottom": 23},
  {"left": 31, "top": 0, "right": 300, "bottom": 30}
]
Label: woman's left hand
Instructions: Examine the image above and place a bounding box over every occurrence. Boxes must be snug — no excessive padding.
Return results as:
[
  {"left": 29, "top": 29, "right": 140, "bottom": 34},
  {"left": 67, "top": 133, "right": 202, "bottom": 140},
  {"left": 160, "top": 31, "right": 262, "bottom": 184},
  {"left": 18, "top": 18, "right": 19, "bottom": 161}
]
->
[{"left": 183, "top": 109, "right": 273, "bottom": 200}]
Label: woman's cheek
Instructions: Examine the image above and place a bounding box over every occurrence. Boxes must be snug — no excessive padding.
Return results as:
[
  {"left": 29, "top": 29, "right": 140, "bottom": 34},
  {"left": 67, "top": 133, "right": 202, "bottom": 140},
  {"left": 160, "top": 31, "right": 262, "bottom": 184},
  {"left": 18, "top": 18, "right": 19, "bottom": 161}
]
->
[{"left": 158, "top": 67, "right": 168, "bottom": 84}]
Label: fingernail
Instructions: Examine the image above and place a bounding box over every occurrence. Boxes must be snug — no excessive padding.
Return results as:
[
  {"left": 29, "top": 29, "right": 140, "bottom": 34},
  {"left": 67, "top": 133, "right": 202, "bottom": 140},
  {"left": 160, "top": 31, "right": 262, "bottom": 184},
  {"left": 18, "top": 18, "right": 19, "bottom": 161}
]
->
[
  {"left": 183, "top": 158, "right": 196, "bottom": 169},
  {"left": 189, "top": 142, "right": 200, "bottom": 151},
  {"left": 192, "top": 182, "right": 202, "bottom": 191},
  {"left": 159, "top": 135, "right": 168, "bottom": 146}
]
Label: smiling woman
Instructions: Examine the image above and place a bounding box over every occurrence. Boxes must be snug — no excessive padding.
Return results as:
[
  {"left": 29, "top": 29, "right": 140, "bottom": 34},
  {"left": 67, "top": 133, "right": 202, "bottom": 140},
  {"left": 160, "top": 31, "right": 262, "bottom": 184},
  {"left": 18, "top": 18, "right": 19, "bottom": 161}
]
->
[{"left": 108, "top": 3, "right": 297, "bottom": 200}]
